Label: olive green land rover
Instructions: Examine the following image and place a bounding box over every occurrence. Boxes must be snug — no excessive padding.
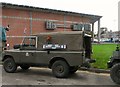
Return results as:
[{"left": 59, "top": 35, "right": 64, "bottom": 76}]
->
[{"left": 2, "top": 31, "right": 95, "bottom": 78}]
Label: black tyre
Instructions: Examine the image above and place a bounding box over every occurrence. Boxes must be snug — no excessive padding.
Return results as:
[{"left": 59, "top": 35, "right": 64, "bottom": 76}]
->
[
  {"left": 110, "top": 63, "right": 120, "bottom": 84},
  {"left": 52, "top": 60, "right": 69, "bottom": 78},
  {"left": 70, "top": 66, "right": 78, "bottom": 74},
  {"left": 20, "top": 65, "right": 30, "bottom": 70},
  {"left": 3, "top": 58, "right": 17, "bottom": 73}
]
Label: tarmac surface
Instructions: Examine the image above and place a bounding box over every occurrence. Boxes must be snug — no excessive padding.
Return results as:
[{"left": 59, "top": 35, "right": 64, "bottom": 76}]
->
[{"left": 1, "top": 65, "right": 118, "bottom": 85}]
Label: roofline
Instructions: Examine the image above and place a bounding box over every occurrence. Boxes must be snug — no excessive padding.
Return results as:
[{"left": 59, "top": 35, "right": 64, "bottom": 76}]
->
[{"left": 1, "top": 2, "right": 102, "bottom": 23}]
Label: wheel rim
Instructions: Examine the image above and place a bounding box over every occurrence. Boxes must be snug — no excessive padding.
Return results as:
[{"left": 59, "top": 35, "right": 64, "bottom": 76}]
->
[
  {"left": 6, "top": 61, "right": 13, "bottom": 70},
  {"left": 55, "top": 65, "right": 64, "bottom": 73}
]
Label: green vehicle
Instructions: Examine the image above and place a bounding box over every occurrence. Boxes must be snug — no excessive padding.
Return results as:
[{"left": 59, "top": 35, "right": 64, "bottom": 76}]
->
[
  {"left": 107, "top": 44, "right": 120, "bottom": 84},
  {"left": 2, "top": 31, "right": 95, "bottom": 78}
]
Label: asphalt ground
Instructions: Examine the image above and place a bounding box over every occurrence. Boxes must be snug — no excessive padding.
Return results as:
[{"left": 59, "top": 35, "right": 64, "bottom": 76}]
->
[{"left": 1, "top": 66, "right": 118, "bottom": 85}]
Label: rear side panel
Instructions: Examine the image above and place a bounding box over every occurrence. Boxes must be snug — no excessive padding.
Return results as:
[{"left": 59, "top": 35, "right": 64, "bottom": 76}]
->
[
  {"left": 36, "top": 31, "right": 84, "bottom": 51},
  {"left": 36, "top": 51, "right": 84, "bottom": 66}
]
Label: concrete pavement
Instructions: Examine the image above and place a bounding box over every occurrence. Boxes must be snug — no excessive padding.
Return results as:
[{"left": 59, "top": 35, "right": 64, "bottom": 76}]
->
[{"left": 1, "top": 66, "right": 117, "bottom": 85}]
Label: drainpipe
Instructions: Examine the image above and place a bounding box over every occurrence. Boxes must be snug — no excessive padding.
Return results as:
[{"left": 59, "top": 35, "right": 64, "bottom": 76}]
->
[
  {"left": 30, "top": 11, "right": 32, "bottom": 35},
  {"left": 64, "top": 14, "right": 66, "bottom": 31}
]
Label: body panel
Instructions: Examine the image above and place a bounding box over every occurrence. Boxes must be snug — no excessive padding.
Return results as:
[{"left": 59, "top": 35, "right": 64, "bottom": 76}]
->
[{"left": 3, "top": 49, "right": 84, "bottom": 66}]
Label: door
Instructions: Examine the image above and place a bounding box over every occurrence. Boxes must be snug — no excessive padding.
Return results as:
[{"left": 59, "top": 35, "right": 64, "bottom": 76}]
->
[
  {"left": 84, "top": 36, "right": 92, "bottom": 59},
  {"left": 19, "top": 36, "right": 37, "bottom": 63}
]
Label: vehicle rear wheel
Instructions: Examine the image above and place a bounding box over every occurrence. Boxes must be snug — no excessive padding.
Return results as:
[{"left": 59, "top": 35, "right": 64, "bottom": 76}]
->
[
  {"left": 20, "top": 65, "right": 30, "bottom": 70},
  {"left": 69, "top": 66, "right": 78, "bottom": 74},
  {"left": 52, "top": 60, "right": 69, "bottom": 78},
  {"left": 3, "top": 58, "right": 17, "bottom": 73},
  {"left": 110, "top": 63, "right": 120, "bottom": 84}
]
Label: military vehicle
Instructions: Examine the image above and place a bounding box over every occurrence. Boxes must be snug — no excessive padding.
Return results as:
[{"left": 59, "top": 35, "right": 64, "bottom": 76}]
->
[
  {"left": 2, "top": 31, "right": 95, "bottom": 78},
  {"left": 107, "top": 44, "right": 120, "bottom": 84}
]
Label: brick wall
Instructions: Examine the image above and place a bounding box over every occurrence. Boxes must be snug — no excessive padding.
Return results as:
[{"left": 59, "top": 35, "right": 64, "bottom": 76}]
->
[{"left": 2, "top": 8, "right": 91, "bottom": 48}]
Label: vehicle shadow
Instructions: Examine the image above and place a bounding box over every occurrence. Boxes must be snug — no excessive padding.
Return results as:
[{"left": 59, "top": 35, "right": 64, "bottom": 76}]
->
[
  {"left": 16, "top": 67, "right": 88, "bottom": 80},
  {"left": 16, "top": 67, "right": 53, "bottom": 78}
]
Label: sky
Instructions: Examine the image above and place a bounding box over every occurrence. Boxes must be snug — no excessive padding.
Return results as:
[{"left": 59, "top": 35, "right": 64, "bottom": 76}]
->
[{"left": 0, "top": 0, "right": 119, "bottom": 33}]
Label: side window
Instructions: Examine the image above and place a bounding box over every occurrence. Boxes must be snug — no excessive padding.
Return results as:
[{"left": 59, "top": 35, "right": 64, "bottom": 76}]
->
[{"left": 22, "top": 37, "right": 36, "bottom": 47}]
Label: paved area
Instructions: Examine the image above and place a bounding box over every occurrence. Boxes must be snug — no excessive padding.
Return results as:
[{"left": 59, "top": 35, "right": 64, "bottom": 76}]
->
[{"left": 1, "top": 66, "right": 117, "bottom": 85}]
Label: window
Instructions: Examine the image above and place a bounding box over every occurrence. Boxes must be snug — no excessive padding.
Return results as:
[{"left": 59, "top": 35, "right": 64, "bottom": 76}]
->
[
  {"left": 22, "top": 36, "right": 37, "bottom": 48},
  {"left": 71, "top": 24, "right": 83, "bottom": 31}
]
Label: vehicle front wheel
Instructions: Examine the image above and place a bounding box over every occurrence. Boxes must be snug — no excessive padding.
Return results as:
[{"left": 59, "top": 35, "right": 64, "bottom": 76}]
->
[
  {"left": 3, "top": 58, "right": 17, "bottom": 73},
  {"left": 52, "top": 60, "right": 69, "bottom": 78},
  {"left": 110, "top": 63, "right": 120, "bottom": 84},
  {"left": 20, "top": 65, "right": 30, "bottom": 70}
]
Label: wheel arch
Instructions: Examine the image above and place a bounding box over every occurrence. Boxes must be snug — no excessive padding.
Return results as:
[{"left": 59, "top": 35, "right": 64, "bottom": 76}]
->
[
  {"left": 2, "top": 55, "right": 14, "bottom": 62},
  {"left": 49, "top": 57, "right": 69, "bottom": 68}
]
